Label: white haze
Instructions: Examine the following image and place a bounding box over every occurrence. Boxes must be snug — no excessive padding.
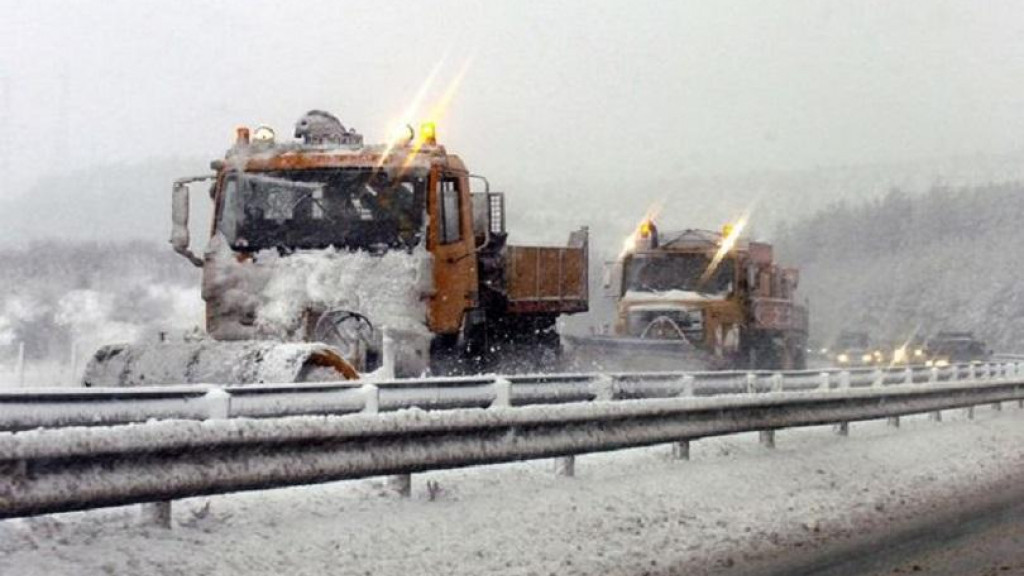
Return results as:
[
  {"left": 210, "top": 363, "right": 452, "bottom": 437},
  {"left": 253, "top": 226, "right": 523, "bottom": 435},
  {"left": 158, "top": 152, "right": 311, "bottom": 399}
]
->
[
  {"left": 3, "top": 0, "right": 1024, "bottom": 248},
  {"left": 3, "top": 0, "right": 1024, "bottom": 366}
]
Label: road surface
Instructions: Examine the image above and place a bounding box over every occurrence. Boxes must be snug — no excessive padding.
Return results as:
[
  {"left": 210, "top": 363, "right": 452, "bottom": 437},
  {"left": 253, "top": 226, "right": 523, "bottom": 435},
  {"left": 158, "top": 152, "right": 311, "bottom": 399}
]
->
[{"left": 756, "top": 487, "right": 1024, "bottom": 576}]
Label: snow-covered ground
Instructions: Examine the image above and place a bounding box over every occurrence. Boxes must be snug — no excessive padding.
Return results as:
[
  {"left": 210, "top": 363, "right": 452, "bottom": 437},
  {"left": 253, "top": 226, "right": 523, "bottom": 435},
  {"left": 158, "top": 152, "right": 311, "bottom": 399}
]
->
[
  {"left": 0, "top": 361, "right": 77, "bottom": 389},
  {"left": 2, "top": 407, "right": 1023, "bottom": 575}
]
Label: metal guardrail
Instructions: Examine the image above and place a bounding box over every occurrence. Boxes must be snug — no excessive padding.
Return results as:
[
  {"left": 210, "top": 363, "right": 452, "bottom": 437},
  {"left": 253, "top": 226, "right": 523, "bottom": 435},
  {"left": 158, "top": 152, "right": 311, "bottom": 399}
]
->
[
  {"left": 0, "top": 362, "right": 1008, "bottom": 432},
  {"left": 2, "top": 370, "right": 1023, "bottom": 520}
]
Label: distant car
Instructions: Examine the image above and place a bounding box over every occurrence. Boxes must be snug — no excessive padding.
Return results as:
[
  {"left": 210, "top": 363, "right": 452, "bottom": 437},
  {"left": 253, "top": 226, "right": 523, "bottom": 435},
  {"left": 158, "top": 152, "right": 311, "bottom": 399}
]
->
[
  {"left": 831, "top": 331, "right": 876, "bottom": 367},
  {"left": 924, "top": 332, "right": 990, "bottom": 366},
  {"left": 889, "top": 337, "right": 928, "bottom": 366}
]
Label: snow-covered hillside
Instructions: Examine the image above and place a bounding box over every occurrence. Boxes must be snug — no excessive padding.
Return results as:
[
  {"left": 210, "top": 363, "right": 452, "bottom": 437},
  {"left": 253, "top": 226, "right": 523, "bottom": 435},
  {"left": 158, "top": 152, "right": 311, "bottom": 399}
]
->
[
  {"left": 0, "top": 242, "right": 203, "bottom": 379},
  {"left": 775, "top": 182, "right": 1024, "bottom": 350}
]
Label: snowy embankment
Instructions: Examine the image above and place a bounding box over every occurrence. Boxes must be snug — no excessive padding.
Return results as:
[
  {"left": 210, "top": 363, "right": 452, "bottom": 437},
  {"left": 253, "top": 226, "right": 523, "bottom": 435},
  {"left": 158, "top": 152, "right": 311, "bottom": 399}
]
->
[{"left": 2, "top": 409, "right": 1024, "bottom": 576}]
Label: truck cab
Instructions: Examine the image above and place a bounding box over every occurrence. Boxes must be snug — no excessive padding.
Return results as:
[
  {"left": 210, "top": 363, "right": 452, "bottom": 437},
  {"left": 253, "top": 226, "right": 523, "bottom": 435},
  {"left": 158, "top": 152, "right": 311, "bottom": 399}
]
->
[
  {"left": 170, "top": 111, "right": 587, "bottom": 376},
  {"left": 606, "top": 221, "right": 807, "bottom": 370}
]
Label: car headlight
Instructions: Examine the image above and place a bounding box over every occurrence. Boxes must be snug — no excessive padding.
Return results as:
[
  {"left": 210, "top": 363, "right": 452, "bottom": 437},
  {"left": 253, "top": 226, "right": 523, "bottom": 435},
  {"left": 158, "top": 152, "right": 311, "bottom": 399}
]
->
[
  {"left": 861, "top": 353, "right": 873, "bottom": 363},
  {"left": 837, "top": 353, "right": 849, "bottom": 363}
]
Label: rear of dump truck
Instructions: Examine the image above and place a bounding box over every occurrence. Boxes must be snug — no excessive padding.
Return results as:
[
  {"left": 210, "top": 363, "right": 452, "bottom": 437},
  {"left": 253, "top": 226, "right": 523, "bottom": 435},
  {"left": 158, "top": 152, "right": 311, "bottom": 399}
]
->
[
  {"left": 504, "top": 228, "right": 589, "bottom": 315},
  {"left": 465, "top": 188, "right": 588, "bottom": 372}
]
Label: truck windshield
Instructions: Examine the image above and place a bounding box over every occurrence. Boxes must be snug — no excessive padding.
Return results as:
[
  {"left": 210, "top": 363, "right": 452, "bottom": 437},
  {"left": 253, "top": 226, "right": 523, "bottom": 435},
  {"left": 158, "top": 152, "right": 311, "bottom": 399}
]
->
[
  {"left": 217, "top": 169, "right": 427, "bottom": 252},
  {"left": 623, "top": 253, "right": 734, "bottom": 295}
]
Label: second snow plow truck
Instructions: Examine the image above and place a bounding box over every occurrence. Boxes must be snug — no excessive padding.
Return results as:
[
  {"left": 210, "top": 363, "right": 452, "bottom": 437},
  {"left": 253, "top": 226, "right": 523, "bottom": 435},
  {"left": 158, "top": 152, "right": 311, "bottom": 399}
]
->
[
  {"left": 567, "top": 220, "right": 808, "bottom": 371},
  {"left": 84, "top": 111, "right": 588, "bottom": 385}
]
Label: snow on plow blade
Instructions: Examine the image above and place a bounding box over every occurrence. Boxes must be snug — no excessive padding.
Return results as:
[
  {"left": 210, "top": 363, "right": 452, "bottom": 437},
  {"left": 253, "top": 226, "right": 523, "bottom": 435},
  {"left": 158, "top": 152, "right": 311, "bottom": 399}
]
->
[
  {"left": 563, "top": 335, "right": 712, "bottom": 373},
  {"left": 82, "top": 341, "right": 359, "bottom": 387}
]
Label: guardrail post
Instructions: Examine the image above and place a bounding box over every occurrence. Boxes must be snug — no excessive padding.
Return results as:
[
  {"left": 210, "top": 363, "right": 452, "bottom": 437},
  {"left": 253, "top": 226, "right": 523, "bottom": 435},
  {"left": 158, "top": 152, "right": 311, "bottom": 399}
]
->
[
  {"left": 361, "top": 384, "right": 410, "bottom": 496},
  {"left": 887, "top": 416, "right": 900, "bottom": 428},
  {"left": 949, "top": 365, "right": 959, "bottom": 383},
  {"left": 203, "top": 387, "right": 231, "bottom": 419},
  {"left": 904, "top": 368, "right": 914, "bottom": 385},
  {"left": 362, "top": 384, "right": 380, "bottom": 414},
  {"left": 834, "top": 422, "right": 849, "bottom": 436},
  {"left": 491, "top": 378, "right": 512, "bottom": 409},
  {"left": 929, "top": 409, "right": 942, "bottom": 422},
  {"left": 965, "top": 405, "right": 975, "bottom": 420},
  {"left": 15, "top": 342, "right": 24, "bottom": 387},
  {"left": 680, "top": 375, "right": 695, "bottom": 397},
  {"left": 929, "top": 367, "right": 939, "bottom": 384},
  {"left": 591, "top": 375, "right": 615, "bottom": 402},
  {"left": 770, "top": 373, "right": 784, "bottom": 393},
  {"left": 746, "top": 372, "right": 758, "bottom": 393},
  {"left": 671, "top": 440, "right": 690, "bottom": 460},
  {"left": 992, "top": 401, "right": 1003, "bottom": 412},
  {"left": 140, "top": 386, "right": 230, "bottom": 527},
  {"left": 759, "top": 430, "right": 776, "bottom": 449},
  {"left": 839, "top": 371, "right": 851, "bottom": 390},
  {"left": 818, "top": 372, "right": 830, "bottom": 391},
  {"left": 380, "top": 330, "right": 396, "bottom": 379},
  {"left": 872, "top": 368, "right": 884, "bottom": 388},
  {"left": 554, "top": 455, "right": 576, "bottom": 477},
  {"left": 967, "top": 363, "right": 976, "bottom": 382},
  {"left": 386, "top": 474, "right": 412, "bottom": 497},
  {"left": 66, "top": 341, "right": 77, "bottom": 386},
  {"left": 140, "top": 501, "right": 172, "bottom": 529}
]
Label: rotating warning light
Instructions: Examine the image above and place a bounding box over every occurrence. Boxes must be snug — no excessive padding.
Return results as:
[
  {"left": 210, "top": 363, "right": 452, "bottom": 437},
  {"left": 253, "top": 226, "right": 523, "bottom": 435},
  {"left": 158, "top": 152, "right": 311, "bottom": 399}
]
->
[
  {"left": 420, "top": 122, "right": 437, "bottom": 145},
  {"left": 639, "top": 221, "right": 652, "bottom": 237},
  {"left": 253, "top": 125, "right": 276, "bottom": 143}
]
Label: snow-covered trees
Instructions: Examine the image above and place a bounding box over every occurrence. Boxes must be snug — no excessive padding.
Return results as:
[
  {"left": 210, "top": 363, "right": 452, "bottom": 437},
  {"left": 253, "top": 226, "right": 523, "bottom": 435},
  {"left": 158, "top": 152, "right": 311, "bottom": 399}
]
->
[
  {"left": 775, "top": 182, "right": 1024, "bottom": 350},
  {"left": 0, "top": 241, "right": 202, "bottom": 363}
]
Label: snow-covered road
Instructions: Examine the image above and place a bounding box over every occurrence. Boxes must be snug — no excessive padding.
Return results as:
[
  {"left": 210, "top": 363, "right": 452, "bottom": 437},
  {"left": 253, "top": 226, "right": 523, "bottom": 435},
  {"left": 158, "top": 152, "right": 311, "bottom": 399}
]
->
[{"left": 2, "top": 407, "right": 1023, "bottom": 576}]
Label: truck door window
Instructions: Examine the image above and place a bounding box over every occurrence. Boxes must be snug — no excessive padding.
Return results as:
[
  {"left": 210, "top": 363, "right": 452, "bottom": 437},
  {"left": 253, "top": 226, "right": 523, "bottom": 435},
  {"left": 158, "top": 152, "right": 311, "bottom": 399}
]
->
[
  {"left": 440, "top": 178, "right": 462, "bottom": 244},
  {"left": 218, "top": 176, "right": 239, "bottom": 239}
]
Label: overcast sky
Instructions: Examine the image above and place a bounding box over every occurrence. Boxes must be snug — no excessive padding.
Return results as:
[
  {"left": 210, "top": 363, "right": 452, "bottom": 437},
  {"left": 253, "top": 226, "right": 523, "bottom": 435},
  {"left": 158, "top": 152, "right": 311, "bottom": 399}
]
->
[{"left": 2, "top": 0, "right": 1024, "bottom": 227}]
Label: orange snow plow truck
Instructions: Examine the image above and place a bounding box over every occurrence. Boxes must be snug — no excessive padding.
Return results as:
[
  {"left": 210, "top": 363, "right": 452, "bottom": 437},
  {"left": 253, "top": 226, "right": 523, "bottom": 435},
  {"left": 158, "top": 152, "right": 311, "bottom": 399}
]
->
[
  {"left": 567, "top": 220, "right": 807, "bottom": 371},
  {"left": 83, "top": 111, "right": 588, "bottom": 386}
]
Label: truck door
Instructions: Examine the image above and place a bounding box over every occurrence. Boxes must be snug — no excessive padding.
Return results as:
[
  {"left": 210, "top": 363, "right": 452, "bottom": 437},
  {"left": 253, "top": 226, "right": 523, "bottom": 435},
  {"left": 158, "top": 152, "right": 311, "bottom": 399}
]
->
[{"left": 427, "top": 167, "right": 479, "bottom": 334}]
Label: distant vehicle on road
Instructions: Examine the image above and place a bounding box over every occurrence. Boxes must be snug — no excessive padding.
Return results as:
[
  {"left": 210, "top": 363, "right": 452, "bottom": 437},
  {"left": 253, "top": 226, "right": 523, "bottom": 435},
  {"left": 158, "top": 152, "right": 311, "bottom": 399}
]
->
[
  {"left": 889, "top": 335, "right": 929, "bottom": 366},
  {"left": 925, "top": 331, "right": 991, "bottom": 367},
  {"left": 831, "top": 330, "right": 877, "bottom": 367}
]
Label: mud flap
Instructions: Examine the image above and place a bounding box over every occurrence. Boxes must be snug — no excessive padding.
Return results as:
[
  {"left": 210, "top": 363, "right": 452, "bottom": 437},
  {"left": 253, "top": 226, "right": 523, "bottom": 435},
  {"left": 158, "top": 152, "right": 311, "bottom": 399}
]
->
[{"left": 82, "top": 341, "right": 359, "bottom": 387}]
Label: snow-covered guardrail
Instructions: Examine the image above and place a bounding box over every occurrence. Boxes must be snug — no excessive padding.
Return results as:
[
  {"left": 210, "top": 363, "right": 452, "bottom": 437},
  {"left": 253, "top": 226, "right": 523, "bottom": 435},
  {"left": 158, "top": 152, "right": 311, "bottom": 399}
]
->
[
  {"left": 0, "top": 363, "right": 1013, "bottom": 432},
  {"left": 2, "top": 371, "right": 1023, "bottom": 520}
]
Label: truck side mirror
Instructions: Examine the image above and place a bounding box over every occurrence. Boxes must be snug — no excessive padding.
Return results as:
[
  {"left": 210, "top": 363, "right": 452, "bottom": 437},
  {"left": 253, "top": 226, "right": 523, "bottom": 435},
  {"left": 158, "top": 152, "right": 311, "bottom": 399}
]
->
[
  {"left": 602, "top": 260, "right": 622, "bottom": 298},
  {"left": 171, "top": 177, "right": 212, "bottom": 268}
]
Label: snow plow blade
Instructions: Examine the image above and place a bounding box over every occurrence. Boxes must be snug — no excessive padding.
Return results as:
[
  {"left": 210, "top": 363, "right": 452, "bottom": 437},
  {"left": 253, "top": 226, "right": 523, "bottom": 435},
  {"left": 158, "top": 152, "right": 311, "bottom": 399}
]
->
[
  {"left": 82, "top": 341, "right": 359, "bottom": 388},
  {"left": 563, "top": 334, "right": 713, "bottom": 373}
]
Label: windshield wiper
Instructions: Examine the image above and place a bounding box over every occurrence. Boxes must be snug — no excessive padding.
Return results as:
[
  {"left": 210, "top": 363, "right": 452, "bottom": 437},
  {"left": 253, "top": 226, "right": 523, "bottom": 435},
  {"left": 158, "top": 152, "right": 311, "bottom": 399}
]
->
[{"left": 289, "top": 190, "right": 338, "bottom": 223}]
